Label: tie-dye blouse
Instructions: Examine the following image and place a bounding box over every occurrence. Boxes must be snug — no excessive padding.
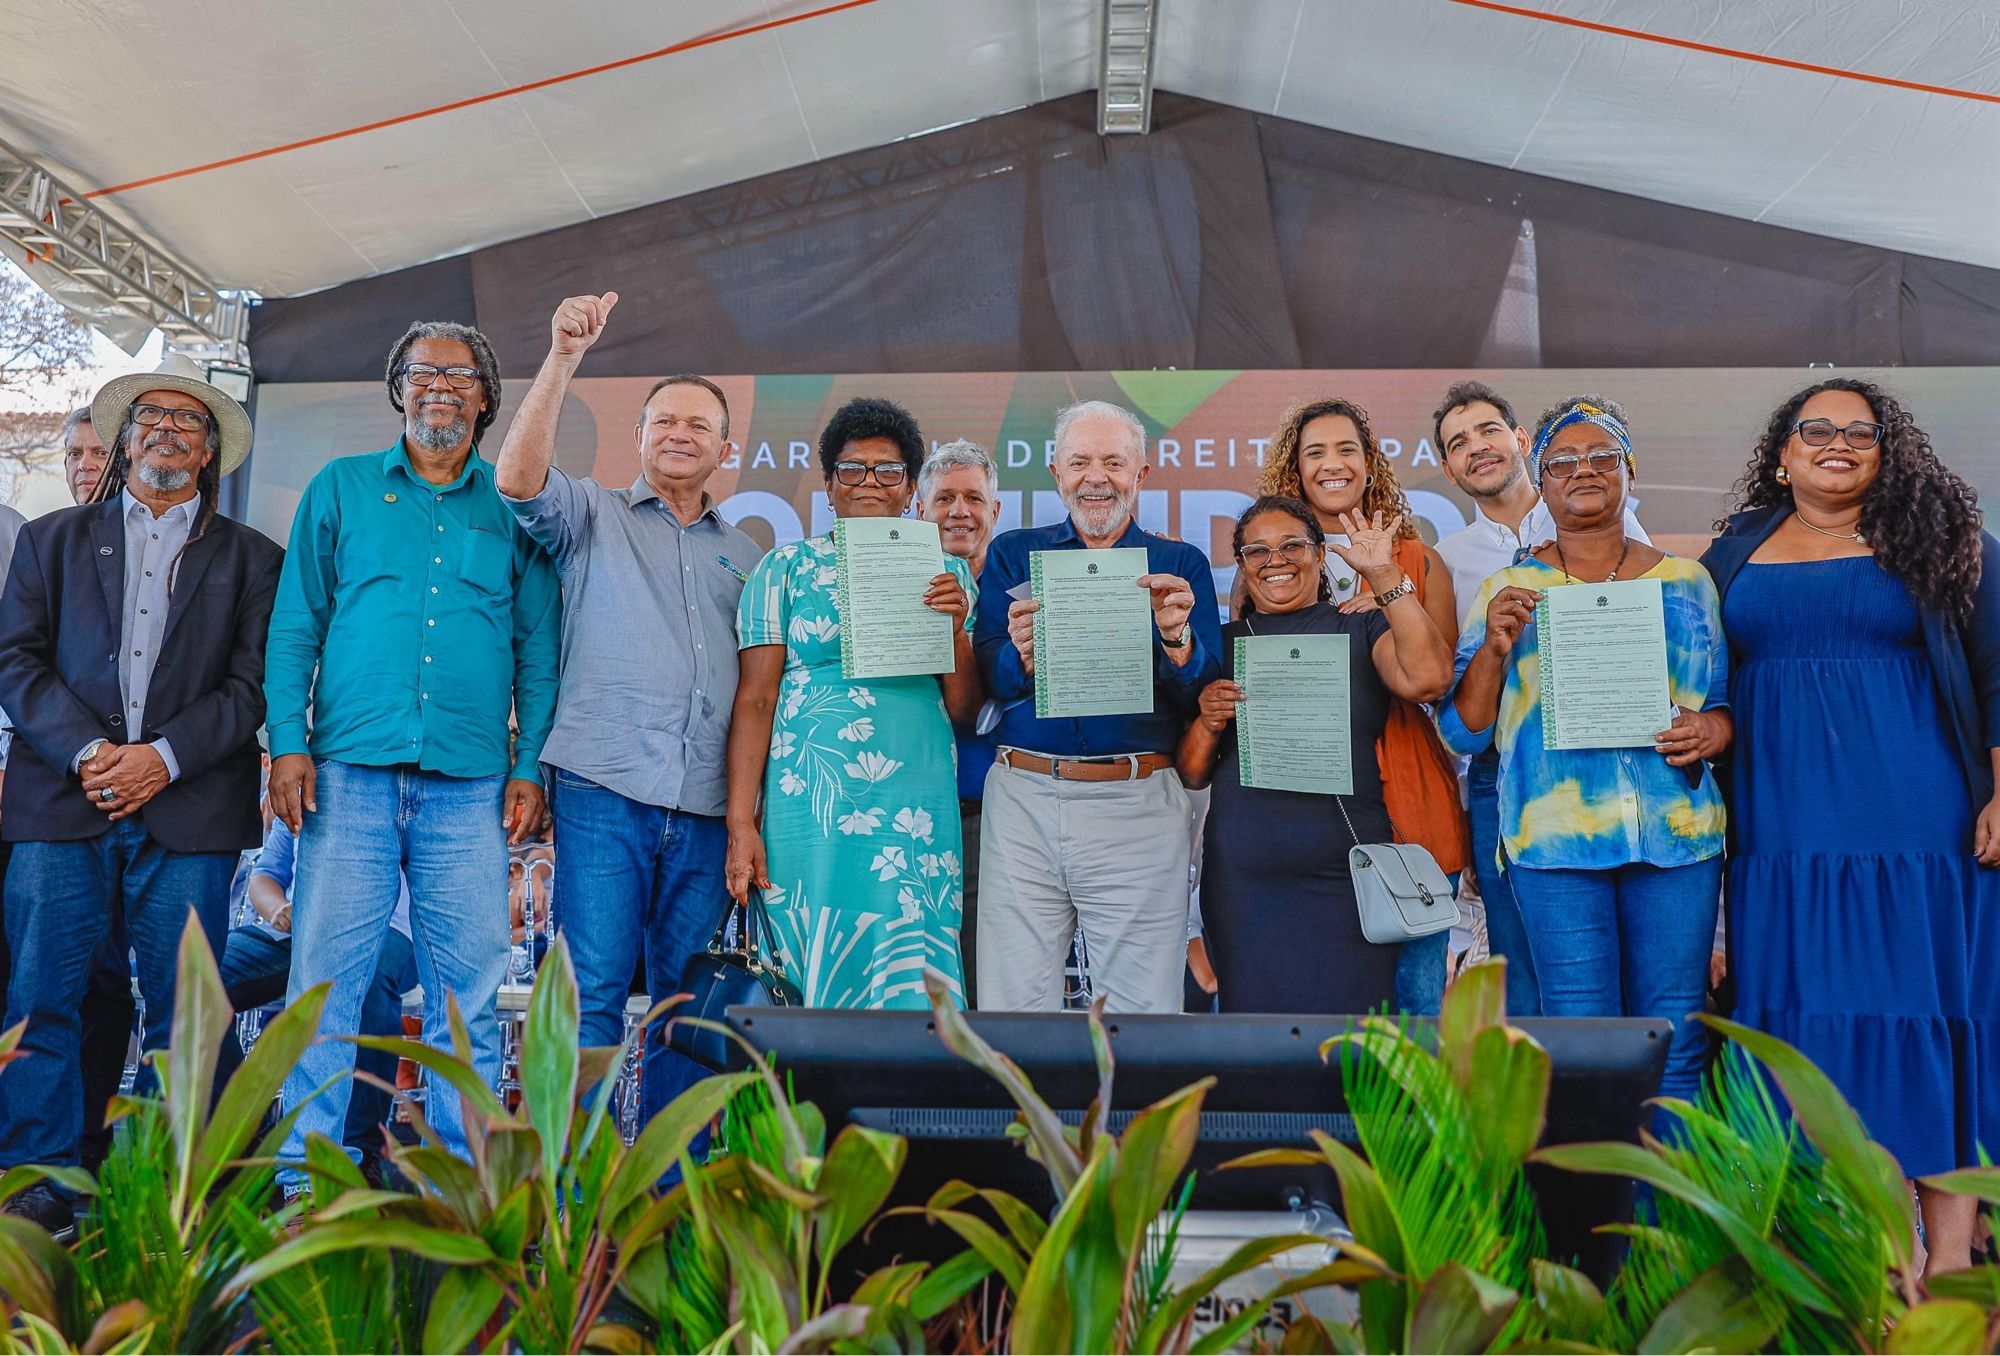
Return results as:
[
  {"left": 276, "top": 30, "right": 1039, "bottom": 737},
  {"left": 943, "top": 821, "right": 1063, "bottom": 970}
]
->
[{"left": 1437, "top": 554, "right": 1729, "bottom": 871}]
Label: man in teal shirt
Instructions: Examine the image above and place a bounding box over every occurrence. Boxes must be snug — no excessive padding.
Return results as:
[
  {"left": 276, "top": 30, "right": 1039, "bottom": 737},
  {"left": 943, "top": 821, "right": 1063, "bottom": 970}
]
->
[{"left": 265, "top": 321, "right": 559, "bottom": 1189}]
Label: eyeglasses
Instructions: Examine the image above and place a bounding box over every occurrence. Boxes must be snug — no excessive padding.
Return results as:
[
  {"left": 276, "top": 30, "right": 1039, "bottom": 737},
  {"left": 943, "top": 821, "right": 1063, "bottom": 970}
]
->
[
  {"left": 397, "top": 363, "right": 485, "bottom": 390},
  {"left": 1237, "top": 537, "right": 1319, "bottom": 569},
  {"left": 1541, "top": 449, "right": 1627, "bottom": 480},
  {"left": 131, "top": 403, "right": 214, "bottom": 433},
  {"left": 1788, "top": 417, "right": 1883, "bottom": 451},
  {"left": 831, "top": 460, "right": 909, "bottom": 487}
]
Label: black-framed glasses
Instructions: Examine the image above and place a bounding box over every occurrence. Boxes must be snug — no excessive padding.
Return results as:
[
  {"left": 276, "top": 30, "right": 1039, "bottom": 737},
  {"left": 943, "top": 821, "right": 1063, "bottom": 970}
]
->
[
  {"left": 131, "top": 403, "right": 214, "bottom": 433},
  {"left": 1237, "top": 537, "right": 1318, "bottom": 569},
  {"left": 397, "top": 363, "right": 485, "bottom": 390},
  {"left": 1541, "top": 449, "right": 1626, "bottom": 480},
  {"left": 831, "top": 460, "right": 909, "bottom": 487},
  {"left": 1788, "top": 417, "right": 1883, "bottom": 451}
]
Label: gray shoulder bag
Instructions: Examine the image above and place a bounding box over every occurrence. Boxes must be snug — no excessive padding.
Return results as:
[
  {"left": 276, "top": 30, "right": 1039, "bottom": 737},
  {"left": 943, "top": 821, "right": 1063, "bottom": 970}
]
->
[{"left": 1332, "top": 795, "right": 1457, "bottom": 945}]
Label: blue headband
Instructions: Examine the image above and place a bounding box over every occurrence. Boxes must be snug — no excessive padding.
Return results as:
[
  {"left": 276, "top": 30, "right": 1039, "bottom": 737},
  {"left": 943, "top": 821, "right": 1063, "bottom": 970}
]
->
[{"left": 1531, "top": 402, "right": 1635, "bottom": 482}]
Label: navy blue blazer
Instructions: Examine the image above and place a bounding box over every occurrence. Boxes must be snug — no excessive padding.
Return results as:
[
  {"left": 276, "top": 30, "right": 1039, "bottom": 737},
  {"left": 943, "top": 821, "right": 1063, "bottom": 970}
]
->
[
  {"left": 1700, "top": 505, "right": 2000, "bottom": 807},
  {"left": 0, "top": 501, "right": 283, "bottom": 853}
]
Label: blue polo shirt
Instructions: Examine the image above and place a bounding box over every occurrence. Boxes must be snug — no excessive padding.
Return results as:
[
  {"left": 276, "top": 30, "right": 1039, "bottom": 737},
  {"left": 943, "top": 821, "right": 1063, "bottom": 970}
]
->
[{"left": 973, "top": 517, "right": 1222, "bottom": 757}]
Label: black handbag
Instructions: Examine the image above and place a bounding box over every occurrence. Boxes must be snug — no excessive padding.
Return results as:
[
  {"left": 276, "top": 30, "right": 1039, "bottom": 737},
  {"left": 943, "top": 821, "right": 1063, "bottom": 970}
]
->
[{"left": 667, "top": 895, "right": 801, "bottom": 1071}]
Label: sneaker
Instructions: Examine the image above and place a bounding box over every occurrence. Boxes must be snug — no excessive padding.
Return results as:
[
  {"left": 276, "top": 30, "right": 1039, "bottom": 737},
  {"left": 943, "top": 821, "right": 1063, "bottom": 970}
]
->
[{"left": 1, "top": 1182, "right": 76, "bottom": 1243}]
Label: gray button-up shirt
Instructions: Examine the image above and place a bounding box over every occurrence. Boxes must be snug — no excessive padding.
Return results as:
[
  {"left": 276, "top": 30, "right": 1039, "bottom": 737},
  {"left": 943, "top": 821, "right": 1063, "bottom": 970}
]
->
[
  {"left": 118, "top": 490, "right": 193, "bottom": 779},
  {"left": 505, "top": 468, "right": 760, "bottom": 816}
]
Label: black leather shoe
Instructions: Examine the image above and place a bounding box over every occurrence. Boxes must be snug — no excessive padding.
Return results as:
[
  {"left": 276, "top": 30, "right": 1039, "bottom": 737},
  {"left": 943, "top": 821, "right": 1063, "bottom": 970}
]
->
[{"left": 2, "top": 1182, "right": 76, "bottom": 1243}]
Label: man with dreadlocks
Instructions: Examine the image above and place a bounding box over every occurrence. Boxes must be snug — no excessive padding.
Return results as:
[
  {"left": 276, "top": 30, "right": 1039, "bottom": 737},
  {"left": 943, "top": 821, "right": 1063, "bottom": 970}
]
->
[
  {"left": 0, "top": 354, "right": 279, "bottom": 1239},
  {"left": 264, "top": 320, "right": 559, "bottom": 1197}
]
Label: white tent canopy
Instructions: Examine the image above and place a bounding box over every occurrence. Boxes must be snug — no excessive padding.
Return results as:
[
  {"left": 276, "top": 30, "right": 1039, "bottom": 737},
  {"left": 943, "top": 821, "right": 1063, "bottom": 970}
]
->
[{"left": 1, "top": 0, "right": 1995, "bottom": 301}]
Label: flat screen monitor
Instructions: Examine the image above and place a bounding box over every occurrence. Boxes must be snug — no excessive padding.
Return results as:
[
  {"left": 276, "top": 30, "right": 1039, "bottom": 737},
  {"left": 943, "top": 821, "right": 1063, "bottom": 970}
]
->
[{"left": 725, "top": 1009, "right": 1669, "bottom": 1286}]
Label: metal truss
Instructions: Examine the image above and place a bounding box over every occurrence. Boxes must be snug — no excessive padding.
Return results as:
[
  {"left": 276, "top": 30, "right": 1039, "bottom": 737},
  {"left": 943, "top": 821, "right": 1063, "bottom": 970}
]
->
[
  {"left": 0, "top": 133, "right": 251, "bottom": 365},
  {"left": 1097, "top": 0, "right": 1158, "bottom": 134}
]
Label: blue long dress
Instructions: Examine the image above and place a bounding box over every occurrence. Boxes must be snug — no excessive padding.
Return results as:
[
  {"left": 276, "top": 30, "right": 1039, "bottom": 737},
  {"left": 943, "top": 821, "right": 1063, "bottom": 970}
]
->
[{"left": 1725, "top": 557, "right": 1999, "bottom": 1176}]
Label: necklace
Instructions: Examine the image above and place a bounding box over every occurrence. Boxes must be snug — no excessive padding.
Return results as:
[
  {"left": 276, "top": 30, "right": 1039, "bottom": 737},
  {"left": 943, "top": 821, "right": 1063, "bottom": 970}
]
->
[
  {"left": 1553, "top": 536, "right": 1632, "bottom": 583},
  {"left": 1792, "top": 509, "right": 1867, "bottom": 545}
]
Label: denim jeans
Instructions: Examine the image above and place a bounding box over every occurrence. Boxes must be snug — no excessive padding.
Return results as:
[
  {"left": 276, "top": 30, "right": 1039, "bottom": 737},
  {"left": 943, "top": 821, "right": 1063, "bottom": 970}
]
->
[
  {"left": 218, "top": 923, "right": 415, "bottom": 1152},
  {"left": 278, "top": 763, "right": 508, "bottom": 1186},
  {"left": 0, "top": 821, "right": 234, "bottom": 1168},
  {"left": 1469, "top": 754, "right": 1540, "bottom": 1017},
  {"left": 1393, "top": 929, "right": 1448, "bottom": 1016},
  {"left": 1507, "top": 856, "right": 1723, "bottom": 1107},
  {"left": 551, "top": 770, "right": 729, "bottom": 1126}
]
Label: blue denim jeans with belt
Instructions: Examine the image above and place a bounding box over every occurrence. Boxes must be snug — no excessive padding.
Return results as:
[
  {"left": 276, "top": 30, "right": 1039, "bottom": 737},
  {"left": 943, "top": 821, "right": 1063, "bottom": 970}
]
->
[
  {"left": 0, "top": 820, "right": 233, "bottom": 1169},
  {"left": 551, "top": 769, "right": 730, "bottom": 1128},
  {"left": 277, "top": 762, "right": 508, "bottom": 1188}
]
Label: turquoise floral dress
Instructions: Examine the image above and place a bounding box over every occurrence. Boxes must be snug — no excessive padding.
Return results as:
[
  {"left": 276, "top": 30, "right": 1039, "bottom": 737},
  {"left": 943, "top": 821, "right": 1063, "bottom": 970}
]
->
[{"left": 736, "top": 532, "right": 971, "bottom": 1009}]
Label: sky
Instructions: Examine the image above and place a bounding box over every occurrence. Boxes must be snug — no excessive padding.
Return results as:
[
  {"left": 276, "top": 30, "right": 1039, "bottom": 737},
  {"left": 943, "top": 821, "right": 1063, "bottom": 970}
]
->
[{"left": 3, "top": 255, "right": 164, "bottom": 516}]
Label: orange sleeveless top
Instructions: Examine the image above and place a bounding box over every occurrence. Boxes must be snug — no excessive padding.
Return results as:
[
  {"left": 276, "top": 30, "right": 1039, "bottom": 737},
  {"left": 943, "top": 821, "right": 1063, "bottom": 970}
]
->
[{"left": 1367, "top": 538, "right": 1471, "bottom": 874}]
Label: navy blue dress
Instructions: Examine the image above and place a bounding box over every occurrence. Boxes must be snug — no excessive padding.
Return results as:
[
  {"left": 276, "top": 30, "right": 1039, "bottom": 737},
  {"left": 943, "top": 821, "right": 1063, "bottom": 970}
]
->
[
  {"left": 1725, "top": 558, "right": 1999, "bottom": 1176},
  {"left": 1201, "top": 603, "right": 1399, "bottom": 1014}
]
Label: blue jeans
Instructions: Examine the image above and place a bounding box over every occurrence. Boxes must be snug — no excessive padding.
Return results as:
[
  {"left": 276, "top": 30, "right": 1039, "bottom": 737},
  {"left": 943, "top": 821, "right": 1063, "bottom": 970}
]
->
[
  {"left": 1470, "top": 755, "right": 1540, "bottom": 1017},
  {"left": 278, "top": 763, "right": 508, "bottom": 1186},
  {"left": 1394, "top": 929, "right": 1448, "bottom": 1016},
  {"left": 1507, "top": 856, "right": 1722, "bottom": 1107},
  {"left": 218, "top": 924, "right": 414, "bottom": 1153},
  {"left": 551, "top": 770, "right": 729, "bottom": 1125},
  {"left": 0, "top": 821, "right": 234, "bottom": 1168}
]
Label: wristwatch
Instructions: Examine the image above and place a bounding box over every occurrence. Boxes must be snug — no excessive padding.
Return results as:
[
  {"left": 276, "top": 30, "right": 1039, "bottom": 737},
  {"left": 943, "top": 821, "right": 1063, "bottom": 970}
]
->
[
  {"left": 1375, "top": 576, "right": 1417, "bottom": 607},
  {"left": 76, "top": 737, "right": 108, "bottom": 777},
  {"left": 1163, "top": 622, "right": 1192, "bottom": 649}
]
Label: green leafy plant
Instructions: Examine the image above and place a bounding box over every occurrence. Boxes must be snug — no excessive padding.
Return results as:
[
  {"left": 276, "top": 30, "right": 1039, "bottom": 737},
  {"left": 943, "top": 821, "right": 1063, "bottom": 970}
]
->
[
  {"left": 1224, "top": 959, "right": 1588, "bottom": 1354},
  {"left": 0, "top": 916, "right": 330, "bottom": 1354},
  {"left": 1537, "top": 1015, "right": 2000, "bottom": 1355},
  {"left": 908, "top": 969, "right": 1384, "bottom": 1354}
]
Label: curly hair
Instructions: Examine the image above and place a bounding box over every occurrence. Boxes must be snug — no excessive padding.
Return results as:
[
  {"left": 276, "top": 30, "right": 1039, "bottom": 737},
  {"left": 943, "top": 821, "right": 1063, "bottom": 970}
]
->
[
  {"left": 1723, "top": 378, "right": 1983, "bottom": 619},
  {"left": 386, "top": 321, "right": 503, "bottom": 443},
  {"left": 1257, "top": 397, "right": 1418, "bottom": 540},
  {"left": 1232, "top": 494, "right": 1333, "bottom": 614},
  {"left": 818, "top": 396, "right": 926, "bottom": 479}
]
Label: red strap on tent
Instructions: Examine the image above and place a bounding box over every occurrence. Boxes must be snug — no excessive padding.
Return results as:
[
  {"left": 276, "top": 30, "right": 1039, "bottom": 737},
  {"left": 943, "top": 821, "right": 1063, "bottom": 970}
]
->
[{"left": 85, "top": 0, "right": 878, "bottom": 199}]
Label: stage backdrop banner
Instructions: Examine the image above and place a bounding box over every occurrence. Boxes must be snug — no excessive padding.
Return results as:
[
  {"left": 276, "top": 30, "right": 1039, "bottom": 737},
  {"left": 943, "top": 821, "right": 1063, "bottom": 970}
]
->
[{"left": 247, "top": 367, "right": 2000, "bottom": 609}]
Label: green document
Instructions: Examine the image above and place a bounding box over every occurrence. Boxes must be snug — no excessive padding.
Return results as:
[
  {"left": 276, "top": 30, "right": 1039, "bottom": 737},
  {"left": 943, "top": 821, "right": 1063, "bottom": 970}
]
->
[
  {"left": 1030, "top": 547, "right": 1154, "bottom": 718},
  {"left": 833, "top": 517, "right": 954, "bottom": 680},
  {"left": 1234, "top": 634, "right": 1352, "bottom": 794},
  {"left": 1537, "top": 577, "right": 1673, "bottom": 750}
]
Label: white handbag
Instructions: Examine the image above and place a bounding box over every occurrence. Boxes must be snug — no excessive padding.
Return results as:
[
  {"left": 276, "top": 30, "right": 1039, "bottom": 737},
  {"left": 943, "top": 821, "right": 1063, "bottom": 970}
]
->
[{"left": 1334, "top": 796, "right": 1458, "bottom": 944}]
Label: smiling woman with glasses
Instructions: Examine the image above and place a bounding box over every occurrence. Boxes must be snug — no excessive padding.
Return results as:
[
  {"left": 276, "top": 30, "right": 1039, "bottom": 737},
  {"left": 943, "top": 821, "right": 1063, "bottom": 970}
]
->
[
  {"left": 1176, "top": 494, "right": 1451, "bottom": 1015},
  {"left": 726, "top": 396, "right": 982, "bottom": 1012},
  {"left": 1700, "top": 378, "right": 2000, "bottom": 1275},
  {"left": 1439, "top": 393, "right": 1732, "bottom": 1124}
]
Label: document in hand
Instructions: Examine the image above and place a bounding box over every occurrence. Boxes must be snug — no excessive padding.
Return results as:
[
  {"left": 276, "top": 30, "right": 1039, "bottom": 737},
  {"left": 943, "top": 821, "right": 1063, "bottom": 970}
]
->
[
  {"left": 1234, "top": 634, "right": 1353, "bottom": 794},
  {"left": 1030, "top": 547, "right": 1154, "bottom": 718},
  {"left": 1536, "top": 577, "right": 1673, "bottom": 750},
  {"left": 833, "top": 517, "right": 955, "bottom": 680}
]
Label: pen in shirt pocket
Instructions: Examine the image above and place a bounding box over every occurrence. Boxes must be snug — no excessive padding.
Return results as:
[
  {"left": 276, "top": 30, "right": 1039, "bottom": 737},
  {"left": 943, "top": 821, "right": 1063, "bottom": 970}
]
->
[{"left": 716, "top": 555, "right": 749, "bottom": 582}]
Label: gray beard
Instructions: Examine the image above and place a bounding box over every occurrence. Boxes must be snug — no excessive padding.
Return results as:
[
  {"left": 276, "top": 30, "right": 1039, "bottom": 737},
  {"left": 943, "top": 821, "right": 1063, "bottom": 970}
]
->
[
  {"left": 136, "top": 461, "right": 193, "bottom": 493},
  {"left": 1062, "top": 485, "right": 1138, "bottom": 539},
  {"left": 409, "top": 414, "right": 470, "bottom": 450}
]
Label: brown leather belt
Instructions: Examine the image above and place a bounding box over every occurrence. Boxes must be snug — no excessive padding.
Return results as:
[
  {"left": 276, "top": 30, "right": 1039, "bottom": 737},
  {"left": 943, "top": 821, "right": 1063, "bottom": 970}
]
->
[{"left": 996, "top": 748, "right": 1173, "bottom": 782}]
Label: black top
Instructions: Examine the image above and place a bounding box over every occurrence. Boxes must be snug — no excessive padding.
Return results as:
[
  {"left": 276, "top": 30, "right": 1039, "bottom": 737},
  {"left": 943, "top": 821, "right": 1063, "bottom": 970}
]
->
[
  {"left": 1201, "top": 601, "right": 1401, "bottom": 1014},
  {"left": 1217, "top": 601, "right": 1393, "bottom": 824}
]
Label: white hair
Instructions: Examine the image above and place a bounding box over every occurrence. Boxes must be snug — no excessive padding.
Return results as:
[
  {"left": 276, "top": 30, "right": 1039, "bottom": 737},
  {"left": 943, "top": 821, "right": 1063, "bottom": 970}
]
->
[
  {"left": 1051, "top": 399, "right": 1147, "bottom": 463},
  {"left": 918, "top": 438, "right": 998, "bottom": 501}
]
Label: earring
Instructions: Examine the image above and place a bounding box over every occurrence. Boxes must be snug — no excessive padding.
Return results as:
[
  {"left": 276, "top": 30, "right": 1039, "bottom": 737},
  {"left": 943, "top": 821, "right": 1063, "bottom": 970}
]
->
[{"left": 1775, "top": 465, "right": 1791, "bottom": 486}]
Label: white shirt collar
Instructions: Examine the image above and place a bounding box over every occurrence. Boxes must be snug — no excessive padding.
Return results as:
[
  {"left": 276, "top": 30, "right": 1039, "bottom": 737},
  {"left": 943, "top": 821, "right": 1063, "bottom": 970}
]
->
[{"left": 122, "top": 489, "right": 199, "bottom": 524}]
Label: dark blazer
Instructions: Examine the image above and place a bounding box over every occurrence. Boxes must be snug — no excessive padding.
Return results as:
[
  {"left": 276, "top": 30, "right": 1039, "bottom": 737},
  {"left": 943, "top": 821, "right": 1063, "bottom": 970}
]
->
[
  {"left": 1700, "top": 505, "right": 2000, "bottom": 807},
  {"left": 0, "top": 501, "right": 283, "bottom": 853}
]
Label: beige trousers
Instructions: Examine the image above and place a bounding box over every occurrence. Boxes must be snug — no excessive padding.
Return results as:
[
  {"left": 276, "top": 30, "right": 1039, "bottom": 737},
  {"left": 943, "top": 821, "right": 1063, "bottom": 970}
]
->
[{"left": 975, "top": 760, "right": 1195, "bottom": 1013}]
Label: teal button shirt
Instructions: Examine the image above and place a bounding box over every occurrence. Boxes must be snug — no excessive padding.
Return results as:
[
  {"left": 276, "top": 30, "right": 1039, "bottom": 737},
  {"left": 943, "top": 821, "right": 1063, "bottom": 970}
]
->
[{"left": 264, "top": 442, "right": 560, "bottom": 783}]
